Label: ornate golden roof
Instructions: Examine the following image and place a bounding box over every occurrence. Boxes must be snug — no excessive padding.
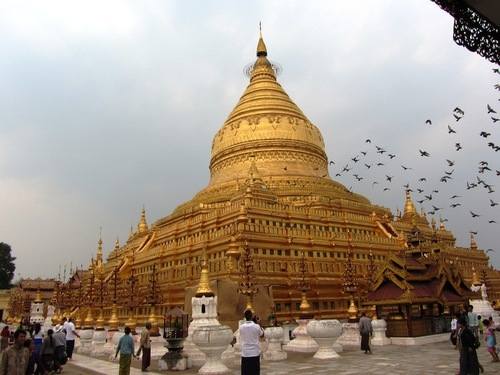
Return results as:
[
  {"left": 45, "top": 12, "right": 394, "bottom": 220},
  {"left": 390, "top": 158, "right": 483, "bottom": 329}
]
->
[
  {"left": 137, "top": 207, "right": 148, "bottom": 234},
  {"left": 404, "top": 190, "right": 416, "bottom": 216},
  {"left": 209, "top": 33, "right": 327, "bottom": 186}
]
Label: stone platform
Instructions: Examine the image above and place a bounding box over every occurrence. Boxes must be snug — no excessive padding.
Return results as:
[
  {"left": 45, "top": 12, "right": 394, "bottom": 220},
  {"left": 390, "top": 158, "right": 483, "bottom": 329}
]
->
[{"left": 67, "top": 341, "right": 500, "bottom": 375}]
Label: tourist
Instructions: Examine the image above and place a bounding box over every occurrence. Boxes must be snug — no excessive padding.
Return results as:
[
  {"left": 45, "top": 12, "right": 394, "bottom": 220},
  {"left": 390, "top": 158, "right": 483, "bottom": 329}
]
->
[
  {"left": 240, "top": 309, "right": 264, "bottom": 375},
  {"left": 0, "top": 326, "right": 9, "bottom": 351},
  {"left": 40, "top": 329, "right": 56, "bottom": 374},
  {"left": 456, "top": 317, "right": 481, "bottom": 375},
  {"left": 467, "top": 306, "right": 479, "bottom": 338},
  {"left": 24, "top": 339, "right": 36, "bottom": 375},
  {"left": 137, "top": 322, "right": 152, "bottom": 372},
  {"left": 451, "top": 313, "right": 459, "bottom": 347},
  {"left": 32, "top": 322, "right": 43, "bottom": 370},
  {"left": 0, "top": 329, "right": 30, "bottom": 375},
  {"left": 53, "top": 325, "right": 67, "bottom": 371},
  {"left": 63, "top": 317, "right": 79, "bottom": 359},
  {"left": 359, "top": 312, "right": 373, "bottom": 354},
  {"left": 115, "top": 326, "right": 136, "bottom": 375},
  {"left": 478, "top": 315, "right": 484, "bottom": 336},
  {"left": 483, "top": 319, "right": 499, "bottom": 362}
]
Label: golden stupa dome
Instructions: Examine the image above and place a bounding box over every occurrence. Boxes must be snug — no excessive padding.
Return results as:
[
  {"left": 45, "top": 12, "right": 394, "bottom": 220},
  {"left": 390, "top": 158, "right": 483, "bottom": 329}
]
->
[{"left": 209, "top": 33, "right": 327, "bottom": 186}]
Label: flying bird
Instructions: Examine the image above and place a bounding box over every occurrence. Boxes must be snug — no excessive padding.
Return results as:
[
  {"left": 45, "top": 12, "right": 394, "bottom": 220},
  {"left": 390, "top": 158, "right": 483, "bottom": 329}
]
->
[
  {"left": 351, "top": 156, "right": 359, "bottom": 163},
  {"left": 401, "top": 165, "right": 412, "bottom": 170},
  {"left": 455, "top": 143, "right": 462, "bottom": 151},
  {"left": 419, "top": 150, "right": 430, "bottom": 157},
  {"left": 492, "top": 117, "right": 499, "bottom": 123},
  {"left": 432, "top": 205, "right": 442, "bottom": 211},
  {"left": 487, "top": 104, "right": 496, "bottom": 114},
  {"left": 365, "top": 139, "right": 371, "bottom": 143},
  {"left": 425, "top": 194, "right": 433, "bottom": 201},
  {"left": 450, "top": 203, "right": 461, "bottom": 208},
  {"left": 480, "top": 131, "right": 491, "bottom": 138},
  {"left": 383, "top": 187, "right": 390, "bottom": 191},
  {"left": 329, "top": 160, "right": 335, "bottom": 165},
  {"left": 419, "top": 177, "right": 427, "bottom": 182},
  {"left": 361, "top": 151, "right": 367, "bottom": 156},
  {"left": 489, "top": 220, "right": 497, "bottom": 224},
  {"left": 470, "top": 211, "right": 480, "bottom": 218},
  {"left": 417, "top": 188, "right": 424, "bottom": 193},
  {"left": 385, "top": 175, "right": 394, "bottom": 182},
  {"left": 388, "top": 154, "right": 396, "bottom": 159},
  {"left": 453, "top": 114, "right": 462, "bottom": 122},
  {"left": 417, "top": 199, "right": 425, "bottom": 204},
  {"left": 453, "top": 107, "right": 464, "bottom": 115},
  {"left": 450, "top": 195, "right": 461, "bottom": 199},
  {"left": 446, "top": 159, "right": 455, "bottom": 167},
  {"left": 448, "top": 125, "right": 456, "bottom": 134},
  {"left": 376, "top": 162, "right": 385, "bottom": 167},
  {"left": 364, "top": 163, "right": 371, "bottom": 169},
  {"left": 425, "top": 119, "right": 432, "bottom": 125}
]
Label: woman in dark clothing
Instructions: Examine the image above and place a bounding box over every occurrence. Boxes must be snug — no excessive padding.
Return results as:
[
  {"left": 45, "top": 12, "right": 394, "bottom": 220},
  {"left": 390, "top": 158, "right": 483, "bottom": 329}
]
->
[
  {"left": 40, "top": 329, "right": 57, "bottom": 374},
  {"left": 24, "top": 339, "right": 36, "bottom": 375},
  {"left": 457, "top": 317, "right": 481, "bottom": 375}
]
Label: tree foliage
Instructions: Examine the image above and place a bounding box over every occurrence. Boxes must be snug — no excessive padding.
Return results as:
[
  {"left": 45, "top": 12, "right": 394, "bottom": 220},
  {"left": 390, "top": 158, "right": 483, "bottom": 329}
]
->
[{"left": 0, "top": 242, "right": 16, "bottom": 289}]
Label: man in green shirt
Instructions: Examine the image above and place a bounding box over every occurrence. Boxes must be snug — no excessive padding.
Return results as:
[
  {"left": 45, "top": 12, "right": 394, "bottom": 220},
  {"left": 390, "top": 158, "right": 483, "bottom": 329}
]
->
[{"left": 115, "top": 326, "right": 136, "bottom": 375}]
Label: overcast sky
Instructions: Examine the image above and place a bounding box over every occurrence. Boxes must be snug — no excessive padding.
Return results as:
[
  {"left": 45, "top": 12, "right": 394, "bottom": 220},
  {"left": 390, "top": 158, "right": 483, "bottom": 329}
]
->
[{"left": 0, "top": 0, "right": 499, "bottom": 279}]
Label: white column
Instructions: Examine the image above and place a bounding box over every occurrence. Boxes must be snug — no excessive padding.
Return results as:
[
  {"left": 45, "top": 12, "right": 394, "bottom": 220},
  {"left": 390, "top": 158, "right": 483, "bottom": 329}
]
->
[
  {"left": 371, "top": 319, "right": 391, "bottom": 346},
  {"left": 192, "top": 325, "right": 233, "bottom": 375}
]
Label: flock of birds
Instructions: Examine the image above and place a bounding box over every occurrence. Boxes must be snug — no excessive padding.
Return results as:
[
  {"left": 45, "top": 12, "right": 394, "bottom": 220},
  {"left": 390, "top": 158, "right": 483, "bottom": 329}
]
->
[{"left": 328, "top": 68, "right": 500, "bottom": 253}]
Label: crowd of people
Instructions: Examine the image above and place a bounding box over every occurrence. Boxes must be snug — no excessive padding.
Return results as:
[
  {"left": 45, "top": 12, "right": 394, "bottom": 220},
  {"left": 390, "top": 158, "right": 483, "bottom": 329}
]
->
[
  {"left": 0, "top": 317, "right": 79, "bottom": 375},
  {"left": 450, "top": 305, "right": 499, "bottom": 374}
]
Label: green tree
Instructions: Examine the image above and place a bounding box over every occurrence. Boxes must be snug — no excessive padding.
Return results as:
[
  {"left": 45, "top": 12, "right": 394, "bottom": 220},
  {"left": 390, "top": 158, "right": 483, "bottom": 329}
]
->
[{"left": 0, "top": 242, "right": 16, "bottom": 288}]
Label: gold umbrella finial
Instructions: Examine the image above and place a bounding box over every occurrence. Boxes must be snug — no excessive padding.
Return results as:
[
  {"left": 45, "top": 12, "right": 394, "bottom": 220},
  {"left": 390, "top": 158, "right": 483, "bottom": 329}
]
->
[{"left": 195, "top": 251, "right": 214, "bottom": 297}]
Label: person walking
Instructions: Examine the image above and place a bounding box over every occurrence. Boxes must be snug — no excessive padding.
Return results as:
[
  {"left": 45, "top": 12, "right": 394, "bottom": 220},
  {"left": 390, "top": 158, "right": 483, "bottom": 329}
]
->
[
  {"left": 137, "top": 323, "right": 152, "bottom": 372},
  {"left": 0, "top": 329, "right": 30, "bottom": 375},
  {"left": 239, "top": 310, "right": 264, "bottom": 375},
  {"left": 451, "top": 313, "right": 459, "bottom": 347},
  {"left": 467, "top": 306, "right": 479, "bottom": 339},
  {"left": 483, "top": 319, "right": 499, "bottom": 362},
  {"left": 53, "top": 325, "right": 67, "bottom": 372},
  {"left": 115, "top": 326, "right": 136, "bottom": 375},
  {"left": 457, "top": 317, "right": 481, "bottom": 375},
  {"left": 40, "top": 329, "right": 56, "bottom": 374},
  {"left": 63, "top": 318, "right": 79, "bottom": 360},
  {"left": 359, "top": 312, "right": 373, "bottom": 354}
]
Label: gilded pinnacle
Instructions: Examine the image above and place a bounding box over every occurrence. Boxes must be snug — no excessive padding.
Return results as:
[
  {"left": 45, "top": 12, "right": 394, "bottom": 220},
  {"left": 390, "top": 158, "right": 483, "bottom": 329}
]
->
[{"left": 195, "top": 256, "right": 214, "bottom": 297}]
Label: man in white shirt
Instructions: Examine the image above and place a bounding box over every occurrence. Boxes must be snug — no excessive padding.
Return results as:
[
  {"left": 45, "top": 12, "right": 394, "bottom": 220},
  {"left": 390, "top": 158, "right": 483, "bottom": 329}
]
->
[
  {"left": 63, "top": 317, "right": 80, "bottom": 359},
  {"left": 239, "top": 309, "right": 264, "bottom": 375}
]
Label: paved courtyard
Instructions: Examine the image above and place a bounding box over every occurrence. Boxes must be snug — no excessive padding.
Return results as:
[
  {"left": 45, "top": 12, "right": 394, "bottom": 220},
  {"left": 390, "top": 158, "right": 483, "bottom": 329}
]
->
[{"left": 66, "top": 341, "right": 500, "bottom": 374}]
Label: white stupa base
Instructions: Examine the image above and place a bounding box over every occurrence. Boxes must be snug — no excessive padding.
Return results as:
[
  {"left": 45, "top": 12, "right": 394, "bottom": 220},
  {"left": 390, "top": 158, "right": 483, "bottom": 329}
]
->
[
  {"left": 184, "top": 335, "right": 207, "bottom": 366},
  {"left": 470, "top": 299, "right": 500, "bottom": 325},
  {"left": 263, "top": 327, "right": 287, "bottom": 361},
  {"left": 307, "top": 320, "right": 343, "bottom": 360},
  {"left": 337, "top": 323, "right": 360, "bottom": 347},
  {"left": 90, "top": 329, "right": 107, "bottom": 357},
  {"left": 371, "top": 319, "right": 392, "bottom": 346},
  {"left": 284, "top": 319, "right": 318, "bottom": 353},
  {"left": 78, "top": 329, "right": 94, "bottom": 355},
  {"left": 192, "top": 325, "right": 233, "bottom": 375},
  {"left": 281, "top": 323, "right": 298, "bottom": 345},
  {"left": 102, "top": 330, "right": 119, "bottom": 356}
]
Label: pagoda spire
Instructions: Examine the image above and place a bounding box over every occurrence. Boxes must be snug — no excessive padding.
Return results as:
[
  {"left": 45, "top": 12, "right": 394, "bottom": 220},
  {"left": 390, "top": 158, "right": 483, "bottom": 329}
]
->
[
  {"left": 96, "top": 228, "right": 103, "bottom": 264},
  {"left": 470, "top": 232, "right": 478, "bottom": 250},
  {"left": 403, "top": 189, "right": 416, "bottom": 216},
  {"left": 257, "top": 23, "right": 267, "bottom": 57},
  {"left": 195, "top": 251, "right": 214, "bottom": 297},
  {"left": 137, "top": 206, "right": 148, "bottom": 234}
]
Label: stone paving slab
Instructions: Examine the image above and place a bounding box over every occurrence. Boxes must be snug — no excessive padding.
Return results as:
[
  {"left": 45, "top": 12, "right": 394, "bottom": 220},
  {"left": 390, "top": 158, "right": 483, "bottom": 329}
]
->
[{"left": 68, "top": 342, "right": 500, "bottom": 375}]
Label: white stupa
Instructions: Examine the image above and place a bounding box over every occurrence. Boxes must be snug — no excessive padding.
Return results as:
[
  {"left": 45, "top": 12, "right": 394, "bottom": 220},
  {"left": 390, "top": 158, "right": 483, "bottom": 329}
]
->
[
  {"left": 30, "top": 290, "right": 45, "bottom": 324},
  {"left": 469, "top": 266, "right": 500, "bottom": 326}
]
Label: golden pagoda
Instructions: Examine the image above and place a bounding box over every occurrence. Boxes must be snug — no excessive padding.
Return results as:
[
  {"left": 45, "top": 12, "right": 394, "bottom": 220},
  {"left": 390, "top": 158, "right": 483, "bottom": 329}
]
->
[{"left": 59, "top": 31, "right": 500, "bottom": 329}]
